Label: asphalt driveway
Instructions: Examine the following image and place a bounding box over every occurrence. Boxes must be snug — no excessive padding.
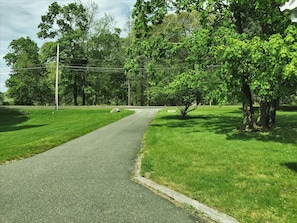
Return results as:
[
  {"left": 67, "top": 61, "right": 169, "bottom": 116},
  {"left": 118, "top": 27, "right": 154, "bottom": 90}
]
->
[{"left": 0, "top": 109, "right": 202, "bottom": 223}]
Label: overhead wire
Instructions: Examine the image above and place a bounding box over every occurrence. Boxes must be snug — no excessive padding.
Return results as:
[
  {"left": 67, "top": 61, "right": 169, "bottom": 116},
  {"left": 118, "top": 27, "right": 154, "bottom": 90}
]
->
[
  {"left": 0, "top": 12, "right": 195, "bottom": 76},
  {"left": 0, "top": 64, "right": 184, "bottom": 75}
]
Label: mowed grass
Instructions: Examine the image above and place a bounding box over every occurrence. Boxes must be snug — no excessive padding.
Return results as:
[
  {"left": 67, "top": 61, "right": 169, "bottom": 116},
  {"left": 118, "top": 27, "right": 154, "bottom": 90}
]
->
[
  {"left": 141, "top": 106, "right": 297, "bottom": 223},
  {"left": 0, "top": 107, "right": 133, "bottom": 164}
]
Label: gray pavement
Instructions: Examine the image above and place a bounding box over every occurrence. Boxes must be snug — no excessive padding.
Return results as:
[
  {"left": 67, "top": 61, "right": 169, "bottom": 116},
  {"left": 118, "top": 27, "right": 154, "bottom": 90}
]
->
[{"left": 0, "top": 109, "right": 202, "bottom": 223}]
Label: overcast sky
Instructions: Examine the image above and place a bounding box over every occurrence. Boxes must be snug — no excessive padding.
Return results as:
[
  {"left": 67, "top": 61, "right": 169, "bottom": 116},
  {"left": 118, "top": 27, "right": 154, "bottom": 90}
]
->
[{"left": 0, "top": 0, "right": 136, "bottom": 92}]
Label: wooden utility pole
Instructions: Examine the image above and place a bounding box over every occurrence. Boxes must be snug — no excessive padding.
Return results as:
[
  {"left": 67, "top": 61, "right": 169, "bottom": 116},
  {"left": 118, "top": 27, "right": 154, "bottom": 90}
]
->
[
  {"left": 128, "top": 75, "right": 131, "bottom": 106},
  {"left": 55, "top": 43, "right": 60, "bottom": 111}
]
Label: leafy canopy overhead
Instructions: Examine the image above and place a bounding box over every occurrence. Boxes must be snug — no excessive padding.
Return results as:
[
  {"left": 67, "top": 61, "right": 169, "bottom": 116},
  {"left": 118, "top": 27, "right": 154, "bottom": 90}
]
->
[{"left": 38, "top": 1, "right": 89, "bottom": 39}]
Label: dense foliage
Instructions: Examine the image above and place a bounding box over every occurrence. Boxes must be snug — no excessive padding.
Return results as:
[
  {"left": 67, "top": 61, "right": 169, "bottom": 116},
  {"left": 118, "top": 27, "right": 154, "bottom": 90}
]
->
[
  {"left": 3, "top": 1, "right": 297, "bottom": 128},
  {"left": 4, "top": 37, "right": 52, "bottom": 105},
  {"left": 128, "top": 0, "right": 297, "bottom": 128},
  {"left": 4, "top": 2, "right": 128, "bottom": 106}
]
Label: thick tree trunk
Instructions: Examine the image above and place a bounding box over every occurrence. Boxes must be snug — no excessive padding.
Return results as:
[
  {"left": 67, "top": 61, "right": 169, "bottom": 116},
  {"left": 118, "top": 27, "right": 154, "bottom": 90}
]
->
[
  {"left": 242, "top": 103, "right": 255, "bottom": 130},
  {"left": 270, "top": 99, "right": 277, "bottom": 126},
  {"left": 241, "top": 79, "right": 255, "bottom": 130},
  {"left": 257, "top": 98, "right": 277, "bottom": 129},
  {"left": 258, "top": 98, "right": 270, "bottom": 129}
]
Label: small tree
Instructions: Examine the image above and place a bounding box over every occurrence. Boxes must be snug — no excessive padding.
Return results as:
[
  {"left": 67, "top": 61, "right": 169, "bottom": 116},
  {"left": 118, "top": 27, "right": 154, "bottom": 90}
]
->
[{"left": 166, "top": 71, "right": 202, "bottom": 118}]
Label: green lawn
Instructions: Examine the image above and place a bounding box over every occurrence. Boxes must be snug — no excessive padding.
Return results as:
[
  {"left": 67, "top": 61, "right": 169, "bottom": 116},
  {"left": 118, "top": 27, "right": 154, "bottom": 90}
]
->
[
  {"left": 0, "top": 106, "right": 133, "bottom": 164},
  {"left": 141, "top": 106, "right": 297, "bottom": 223}
]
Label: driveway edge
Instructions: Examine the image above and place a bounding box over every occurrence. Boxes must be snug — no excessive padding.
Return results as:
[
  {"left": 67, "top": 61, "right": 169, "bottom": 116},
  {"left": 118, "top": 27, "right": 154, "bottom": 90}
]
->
[{"left": 133, "top": 153, "right": 239, "bottom": 223}]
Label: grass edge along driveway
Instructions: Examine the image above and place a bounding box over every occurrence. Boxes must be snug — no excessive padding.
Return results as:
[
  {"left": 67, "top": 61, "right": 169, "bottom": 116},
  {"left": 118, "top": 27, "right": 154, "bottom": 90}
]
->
[
  {"left": 0, "top": 107, "right": 133, "bottom": 164},
  {"left": 141, "top": 106, "right": 297, "bottom": 223}
]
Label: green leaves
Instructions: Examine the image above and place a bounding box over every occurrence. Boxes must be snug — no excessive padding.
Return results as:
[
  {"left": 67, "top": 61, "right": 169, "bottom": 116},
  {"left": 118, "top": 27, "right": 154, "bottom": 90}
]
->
[
  {"left": 4, "top": 37, "right": 53, "bottom": 105},
  {"left": 37, "top": 2, "right": 88, "bottom": 39},
  {"left": 5, "top": 1, "right": 130, "bottom": 106},
  {"left": 165, "top": 71, "right": 202, "bottom": 117}
]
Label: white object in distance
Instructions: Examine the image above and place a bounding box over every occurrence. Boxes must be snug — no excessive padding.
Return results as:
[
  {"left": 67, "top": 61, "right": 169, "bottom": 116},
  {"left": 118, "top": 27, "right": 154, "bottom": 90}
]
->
[
  {"left": 280, "top": 0, "right": 297, "bottom": 22},
  {"left": 280, "top": 0, "right": 297, "bottom": 11}
]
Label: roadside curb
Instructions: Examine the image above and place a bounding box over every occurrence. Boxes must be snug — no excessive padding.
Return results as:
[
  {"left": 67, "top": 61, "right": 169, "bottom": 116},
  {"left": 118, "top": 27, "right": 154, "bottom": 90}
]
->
[{"left": 134, "top": 153, "right": 239, "bottom": 223}]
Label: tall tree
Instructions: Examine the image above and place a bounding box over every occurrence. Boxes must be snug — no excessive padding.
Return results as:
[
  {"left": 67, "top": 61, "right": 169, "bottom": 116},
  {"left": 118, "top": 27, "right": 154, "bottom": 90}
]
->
[
  {"left": 87, "top": 24, "right": 127, "bottom": 105},
  {"left": 125, "top": 11, "right": 203, "bottom": 107},
  {"left": 226, "top": 0, "right": 292, "bottom": 129},
  {"left": 38, "top": 1, "right": 89, "bottom": 105},
  {"left": 131, "top": 0, "right": 296, "bottom": 128},
  {"left": 38, "top": 2, "right": 128, "bottom": 106},
  {"left": 4, "top": 37, "right": 52, "bottom": 105}
]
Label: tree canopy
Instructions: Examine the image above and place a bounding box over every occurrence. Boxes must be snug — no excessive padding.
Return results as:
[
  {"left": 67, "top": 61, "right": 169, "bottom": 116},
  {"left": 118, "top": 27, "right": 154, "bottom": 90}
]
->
[
  {"left": 4, "top": 1, "right": 128, "bottom": 106},
  {"left": 3, "top": 0, "right": 297, "bottom": 129},
  {"left": 4, "top": 37, "right": 52, "bottom": 105},
  {"left": 129, "top": 0, "right": 297, "bottom": 128}
]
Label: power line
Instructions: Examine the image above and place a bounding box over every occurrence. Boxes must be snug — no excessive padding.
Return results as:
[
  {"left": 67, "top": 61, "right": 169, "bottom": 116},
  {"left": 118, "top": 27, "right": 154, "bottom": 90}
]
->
[
  {"left": 3, "top": 66, "right": 47, "bottom": 72},
  {"left": 0, "top": 66, "right": 117, "bottom": 71},
  {"left": 1, "top": 64, "right": 191, "bottom": 74},
  {"left": 65, "top": 65, "right": 124, "bottom": 70}
]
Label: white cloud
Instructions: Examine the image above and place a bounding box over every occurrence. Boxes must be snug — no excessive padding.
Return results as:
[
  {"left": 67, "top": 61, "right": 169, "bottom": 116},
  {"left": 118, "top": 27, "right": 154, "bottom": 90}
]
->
[{"left": 0, "top": 0, "right": 136, "bottom": 92}]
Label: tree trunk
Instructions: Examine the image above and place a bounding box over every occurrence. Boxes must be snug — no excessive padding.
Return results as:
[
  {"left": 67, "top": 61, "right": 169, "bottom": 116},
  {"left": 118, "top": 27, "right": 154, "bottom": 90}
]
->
[
  {"left": 82, "top": 74, "right": 86, "bottom": 105},
  {"left": 92, "top": 93, "right": 97, "bottom": 105},
  {"left": 140, "top": 83, "right": 145, "bottom": 106},
  {"left": 140, "top": 70, "right": 145, "bottom": 106},
  {"left": 73, "top": 83, "right": 78, "bottom": 106},
  {"left": 82, "top": 92, "right": 86, "bottom": 105},
  {"left": 233, "top": 10, "right": 244, "bottom": 34},
  {"left": 270, "top": 99, "right": 277, "bottom": 126},
  {"left": 127, "top": 77, "right": 131, "bottom": 106},
  {"left": 179, "top": 104, "right": 190, "bottom": 119},
  {"left": 258, "top": 98, "right": 270, "bottom": 129},
  {"left": 257, "top": 98, "right": 277, "bottom": 129},
  {"left": 241, "top": 79, "right": 255, "bottom": 130}
]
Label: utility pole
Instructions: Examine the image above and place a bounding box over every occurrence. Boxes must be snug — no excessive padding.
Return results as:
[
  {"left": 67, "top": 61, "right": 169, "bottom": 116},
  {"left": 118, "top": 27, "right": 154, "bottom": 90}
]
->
[
  {"left": 55, "top": 43, "right": 60, "bottom": 111},
  {"left": 126, "top": 12, "right": 132, "bottom": 106},
  {"left": 128, "top": 75, "right": 131, "bottom": 106}
]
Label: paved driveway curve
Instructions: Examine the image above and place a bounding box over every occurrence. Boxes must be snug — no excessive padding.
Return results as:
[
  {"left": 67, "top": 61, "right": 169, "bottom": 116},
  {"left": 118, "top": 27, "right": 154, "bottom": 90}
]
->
[{"left": 0, "top": 109, "right": 200, "bottom": 223}]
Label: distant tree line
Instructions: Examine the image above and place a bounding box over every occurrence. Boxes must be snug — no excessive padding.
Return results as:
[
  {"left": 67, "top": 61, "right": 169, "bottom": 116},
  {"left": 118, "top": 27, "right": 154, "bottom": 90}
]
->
[{"left": 4, "top": 1, "right": 128, "bottom": 106}]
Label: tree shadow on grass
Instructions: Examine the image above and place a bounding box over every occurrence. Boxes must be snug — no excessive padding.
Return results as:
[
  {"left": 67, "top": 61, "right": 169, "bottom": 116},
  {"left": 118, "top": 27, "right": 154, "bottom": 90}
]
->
[
  {"left": 0, "top": 106, "right": 47, "bottom": 132},
  {"left": 157, "top": 111, "right": 297, "bottom": 144},
  {"left": 225, "top": 112, "right": 297, "bottom": 144},
  {"left": 158, "top": 113, "right": 239, "bottom": 130},
  {"left": 281, "top": 162, "right": 297, "bottom": 173},
  {"left": 0, "top": 124, "right": 48, "bottom": 132},
  {"left": 153, "top": 114, "right": 221, "bottom": 130},
  {"left": 225, "top": 127, "right": 297, "bottom": 144},
  {"left": 279, "top": 106, "right": 297, "bottom": 112}
]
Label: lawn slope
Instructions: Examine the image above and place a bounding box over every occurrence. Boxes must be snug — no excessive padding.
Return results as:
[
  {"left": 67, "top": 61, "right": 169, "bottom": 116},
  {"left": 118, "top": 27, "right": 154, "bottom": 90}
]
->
[
  {"left": 0, "top": 107, "right": 133, "bottom": 164},
  {"left": 142, "top": 106, "right": 297, "bottom": 223}
]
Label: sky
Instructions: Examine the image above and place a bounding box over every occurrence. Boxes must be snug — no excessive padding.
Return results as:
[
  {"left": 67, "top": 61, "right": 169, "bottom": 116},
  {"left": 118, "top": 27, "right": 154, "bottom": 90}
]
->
[{"left": 0, "top": 0, "right": 136, "bottom": 92}]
